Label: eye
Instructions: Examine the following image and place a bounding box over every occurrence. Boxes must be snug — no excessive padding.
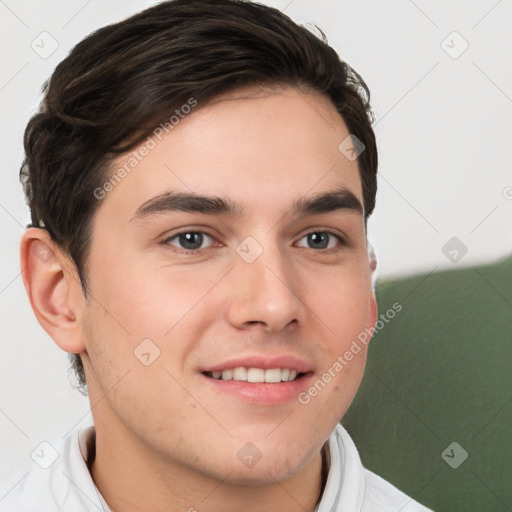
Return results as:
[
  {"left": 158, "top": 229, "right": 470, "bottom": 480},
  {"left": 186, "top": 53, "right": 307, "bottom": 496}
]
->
[
  {"left": 296, "top": 230, "right": 343, "bottom": 250},
  {"left": 162, "top": 229, "right": 343, "bottom": 253},
  {"left": 164, "top": 231, "right": 216, "bottom": 252}
]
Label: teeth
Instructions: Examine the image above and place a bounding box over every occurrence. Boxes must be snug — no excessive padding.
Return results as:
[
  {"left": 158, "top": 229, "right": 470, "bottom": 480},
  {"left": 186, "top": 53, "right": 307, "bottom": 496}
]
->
[
  {"left": 232, "top": 367, "right": 247, "bottom": 381},
  {"left": 208, "top": 367, "right": 302, "bottom": 383},
  {"left": 247, "top": 368, "right": 265, "bottom": 383},
  {"left": 264, "top": 369, "right": 282, "bottom": 383},
  {"left": 221, "top": 369, "right": 233, "bottom": 380}
]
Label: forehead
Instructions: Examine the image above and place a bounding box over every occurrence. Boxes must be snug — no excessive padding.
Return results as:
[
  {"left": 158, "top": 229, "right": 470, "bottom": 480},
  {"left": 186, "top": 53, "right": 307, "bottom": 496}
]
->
[{"left": 96, "top": 86, "right": 363, "bottom": 226}]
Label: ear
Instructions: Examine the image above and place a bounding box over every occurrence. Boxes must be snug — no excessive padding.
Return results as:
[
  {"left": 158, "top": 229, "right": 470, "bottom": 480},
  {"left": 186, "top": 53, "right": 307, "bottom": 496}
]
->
[
  {"left": 368, "top": 241, "right": 378, "bottom": 291},
  {"left": 20, "top": 228, "right": 86, "bottom": 354},
  {"left": 367, "top": 241, "right": 378, "bottom": 331}
]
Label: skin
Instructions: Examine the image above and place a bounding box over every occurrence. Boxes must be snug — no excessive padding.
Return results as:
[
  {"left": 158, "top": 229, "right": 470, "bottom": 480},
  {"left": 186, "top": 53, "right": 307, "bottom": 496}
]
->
[{"left": 20, "top": 85, "right": 378, "bottom": 512}]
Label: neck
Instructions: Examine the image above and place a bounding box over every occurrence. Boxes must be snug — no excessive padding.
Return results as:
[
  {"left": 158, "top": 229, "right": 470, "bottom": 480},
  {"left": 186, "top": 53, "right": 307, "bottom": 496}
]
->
[{"left": 89, "top": 420, "right": 326, "bottom": 512}]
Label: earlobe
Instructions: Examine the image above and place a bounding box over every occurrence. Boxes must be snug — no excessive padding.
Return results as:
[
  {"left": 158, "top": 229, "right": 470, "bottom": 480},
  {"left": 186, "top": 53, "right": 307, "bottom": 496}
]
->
[
  {"left": 20, "top": 228, "right": 85, "bottom": 354},
  {"left": 368, "top": 289, "right": 378, "bottom": 333}
]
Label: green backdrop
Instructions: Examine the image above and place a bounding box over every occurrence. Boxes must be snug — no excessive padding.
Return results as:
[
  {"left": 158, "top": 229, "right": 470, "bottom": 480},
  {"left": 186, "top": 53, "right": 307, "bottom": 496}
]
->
[{"left": 342, "top": 255, "right": 511, "bottom": 511}]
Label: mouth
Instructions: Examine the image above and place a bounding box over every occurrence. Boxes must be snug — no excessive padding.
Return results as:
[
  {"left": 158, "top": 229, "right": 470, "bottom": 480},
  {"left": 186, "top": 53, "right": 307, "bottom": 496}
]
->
[
  {"left": 202, "top": 367, "right": 307, "bottom": 383},
  {"left": 199, "top": 356, "right": 314, "bottom": 405}
]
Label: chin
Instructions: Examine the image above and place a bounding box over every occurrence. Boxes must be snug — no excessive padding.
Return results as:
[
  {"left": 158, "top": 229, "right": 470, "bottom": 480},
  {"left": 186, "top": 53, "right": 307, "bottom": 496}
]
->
[
  {"left": 221, "top": 457, "right": 306, "bottom": 487},
  {"left": 233, "top": 438, "right": 319, "bottom": 485}
]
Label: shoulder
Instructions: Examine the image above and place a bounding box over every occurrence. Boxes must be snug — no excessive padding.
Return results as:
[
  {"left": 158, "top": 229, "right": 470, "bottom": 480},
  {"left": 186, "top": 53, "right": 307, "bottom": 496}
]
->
[
  {"left": 324, "top": 425, "right": 434, "bottom": 512},
  {"left": 0, "top": 426, "right": 104, "bottom": 512},
  {"left": 362, "top": 468, "right": 434, "bottom": 512}
]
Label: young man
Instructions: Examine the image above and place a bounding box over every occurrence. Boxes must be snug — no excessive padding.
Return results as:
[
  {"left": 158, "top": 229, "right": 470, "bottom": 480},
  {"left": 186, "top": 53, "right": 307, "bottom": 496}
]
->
[{"left": 3, "top": 1, "right": 433, "bottom": 510}]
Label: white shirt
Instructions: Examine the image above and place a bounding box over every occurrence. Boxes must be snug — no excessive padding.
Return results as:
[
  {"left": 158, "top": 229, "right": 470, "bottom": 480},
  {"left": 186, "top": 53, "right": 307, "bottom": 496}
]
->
[{"left": 0, "top": 424, "right": 433, "bottom": 511}]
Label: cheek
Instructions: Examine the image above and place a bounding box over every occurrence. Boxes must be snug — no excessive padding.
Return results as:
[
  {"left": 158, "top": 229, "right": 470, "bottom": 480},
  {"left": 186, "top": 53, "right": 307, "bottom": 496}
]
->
[
  {"left": 82, "top": 258, "right": 228, "bottom": 396},
  {"left": 88, "top": 254, "right": 218, "bottom": 340},
  {"left": 305, "top": 265, "right": 372, "bottom": 341},
  {"left": 301, "top": 263, "right": 372, "bottom": 405}
]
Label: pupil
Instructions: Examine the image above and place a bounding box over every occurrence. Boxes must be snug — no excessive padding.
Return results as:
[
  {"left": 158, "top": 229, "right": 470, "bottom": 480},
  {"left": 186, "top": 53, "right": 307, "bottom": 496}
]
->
[
  {"left": 180, "top": 232, "right": 202, "bottom": 249},
  {"left": 308, "top": 232, "right": 328, "bottom": 249}
]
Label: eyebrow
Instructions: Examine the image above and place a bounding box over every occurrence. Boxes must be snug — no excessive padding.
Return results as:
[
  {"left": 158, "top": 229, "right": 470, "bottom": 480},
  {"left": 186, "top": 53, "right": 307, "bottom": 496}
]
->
[{"left": 130, "top": 187, "right": 363, "bottom": 222}]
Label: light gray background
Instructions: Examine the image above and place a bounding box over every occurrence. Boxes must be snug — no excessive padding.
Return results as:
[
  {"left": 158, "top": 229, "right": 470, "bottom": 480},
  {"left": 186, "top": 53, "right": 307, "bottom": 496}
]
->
[{"left": 1, "top": 0, "right": 511, "bottom": 480}]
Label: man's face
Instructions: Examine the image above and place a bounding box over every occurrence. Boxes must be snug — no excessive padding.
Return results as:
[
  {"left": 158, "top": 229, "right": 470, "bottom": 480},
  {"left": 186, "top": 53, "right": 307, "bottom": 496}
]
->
[{"left": 78, "top": 86, "right": 377, "bottom": 483}]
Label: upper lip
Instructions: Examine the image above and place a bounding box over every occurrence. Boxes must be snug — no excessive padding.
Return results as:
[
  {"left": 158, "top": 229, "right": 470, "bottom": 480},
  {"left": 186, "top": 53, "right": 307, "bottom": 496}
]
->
[{"left": 200, "top": 355, "right": 313, "bottom": 374}]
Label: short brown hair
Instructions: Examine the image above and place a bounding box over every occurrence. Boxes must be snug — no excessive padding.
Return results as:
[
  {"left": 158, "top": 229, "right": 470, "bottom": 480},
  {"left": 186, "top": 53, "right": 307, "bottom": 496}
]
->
[{"left": 21, "top": 0, "right": 378, "bottom": 393}]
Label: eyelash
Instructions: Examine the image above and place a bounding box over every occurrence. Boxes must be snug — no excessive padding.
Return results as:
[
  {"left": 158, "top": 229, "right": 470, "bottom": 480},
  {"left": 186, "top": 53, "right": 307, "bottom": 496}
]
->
[{"left": 162, "top": 228, "right": 345, "bottom": 254}]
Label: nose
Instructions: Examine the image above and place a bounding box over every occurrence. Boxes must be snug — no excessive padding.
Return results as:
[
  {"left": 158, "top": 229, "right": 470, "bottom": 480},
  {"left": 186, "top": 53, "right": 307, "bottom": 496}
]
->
[{"left": 225, "top": 243, "right": 305, "bottom": 334}]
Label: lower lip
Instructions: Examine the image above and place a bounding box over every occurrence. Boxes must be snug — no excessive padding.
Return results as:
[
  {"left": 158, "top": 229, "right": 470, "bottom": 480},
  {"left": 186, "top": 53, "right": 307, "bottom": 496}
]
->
[{"left": 201, "top": 373, "right": 315, "bottom": 405}]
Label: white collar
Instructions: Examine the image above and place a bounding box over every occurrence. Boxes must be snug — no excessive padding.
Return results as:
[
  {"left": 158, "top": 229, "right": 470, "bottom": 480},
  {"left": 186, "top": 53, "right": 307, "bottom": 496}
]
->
[
  {"left": 77, "top": 424, "right": 365, "bottom": 512},
  {"left": 316, "top": 424, "right": 366, "bottom": 511}
]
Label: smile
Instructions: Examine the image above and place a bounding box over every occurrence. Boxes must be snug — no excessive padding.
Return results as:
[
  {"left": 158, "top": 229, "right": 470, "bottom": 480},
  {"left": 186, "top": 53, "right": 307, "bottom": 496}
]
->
[{"left": 203, "top": 367, "right": 305, "bottom": 383}]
